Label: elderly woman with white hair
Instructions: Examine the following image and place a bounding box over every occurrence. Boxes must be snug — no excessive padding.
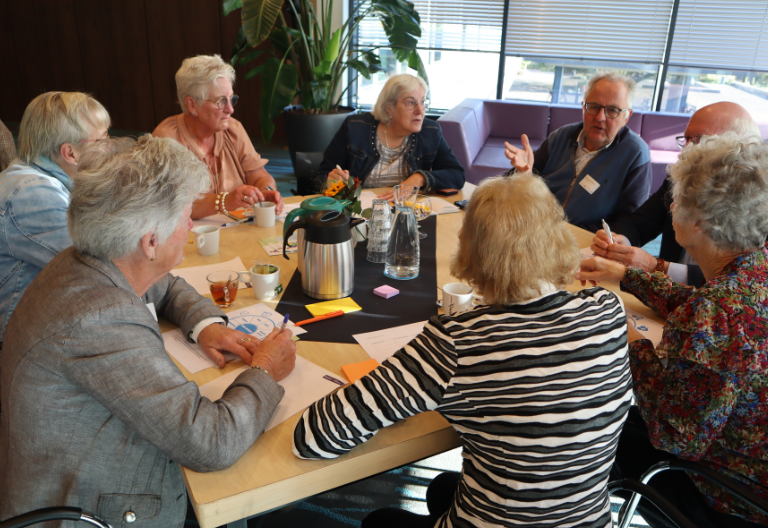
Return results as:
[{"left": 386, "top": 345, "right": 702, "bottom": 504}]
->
[
  {"left": 578, "top": 132, "right": 768, "bottom": 528},
  {"left": 154, "top": 54, "right": 283, "bottom": 218},
  {"left": 294, "top": 173, "right": 631, "bottom": 528},
  {"left": 0, "top": 135, "right": 296, "bottom": 527},
  {"left": 0, "top": 91, "right": 110, "bottom": 343},
  {"left": 320, "top": 73, "right": 464, "bottom": 199}
]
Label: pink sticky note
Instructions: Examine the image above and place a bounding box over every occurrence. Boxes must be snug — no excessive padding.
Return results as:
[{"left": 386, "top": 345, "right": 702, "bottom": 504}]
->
[{"left": 374, "top": 285, "right": 399, "bottom": 299}]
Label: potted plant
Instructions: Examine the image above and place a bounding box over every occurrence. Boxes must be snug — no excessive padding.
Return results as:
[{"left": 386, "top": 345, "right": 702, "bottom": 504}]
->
[{"left": 223, "top": 0, "right": 426, "bottom": 169}]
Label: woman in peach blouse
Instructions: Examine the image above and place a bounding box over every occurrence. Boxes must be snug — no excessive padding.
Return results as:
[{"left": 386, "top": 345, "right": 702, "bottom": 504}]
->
[{"left": 154, "top": 54, "right": 283, "bottom": 219}]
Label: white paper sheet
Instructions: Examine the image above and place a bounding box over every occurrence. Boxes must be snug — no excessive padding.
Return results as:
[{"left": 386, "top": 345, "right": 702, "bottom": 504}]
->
[
  {"left": 359, "top": 190, "right": 379, "bottom": 213},
  {"left": 277, "top": 202, "right": 303, "bottom": 223},
  {"left": 626, "top": 309, "right": 664, "bottom": 346},
  {"left": 192, "top": 213, "right": 234, "bottom": 229},
  {"left": 171, "top": 257, "right": 247, "bottom": 295},
  {"left": 429, "top": 196, "right": 460, "bottom": 215},
  {"left": 163, "top": 303, "right": 306, "bottom": 374},
  {"left": 353, "top": 321, "right": 428, "bottom": 364},
  {"left": 198, "top": 355, "right": 345, "bottom": 431},
  {"left": 461, "top": 182, "right": 476, "bottom": 199},
  {"left": 580, "top": 247, "right": 595, "bottom": 260}
]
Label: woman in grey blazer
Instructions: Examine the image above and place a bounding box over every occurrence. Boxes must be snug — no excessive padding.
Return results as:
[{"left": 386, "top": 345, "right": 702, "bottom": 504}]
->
[{"left": 0, "top": 135, "right": 296, "bottom": 527}]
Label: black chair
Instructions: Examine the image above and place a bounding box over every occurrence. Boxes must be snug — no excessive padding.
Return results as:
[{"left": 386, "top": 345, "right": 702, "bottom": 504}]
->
[
  {"left": 0, "top": 507, "right": 111, "bottom": 528},
  {"left": 611, "top": 459, "right": 768, "bottom": 528}
]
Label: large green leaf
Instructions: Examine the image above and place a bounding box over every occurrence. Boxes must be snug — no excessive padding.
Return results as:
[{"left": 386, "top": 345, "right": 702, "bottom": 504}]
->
[
  {"left": 407, "top": 50, "right": 429, "bottom": 85},
  {"left": 347, "top": 59, "right": 371, "bottom": 79},
  {"left": 237, "top": 49, "right": 266, "bottom": 65},
  {"left": 322, "top": 28, "right": 341, "bottom": 64},
  {"left": 260, "top": 57, "right": 298, "bottom": 143},
  {"left": 223, "top": 0, "right": 243, "bottom": 16},
  {"left": 242, "top": 0, "right": 286, "bottom": 48}
]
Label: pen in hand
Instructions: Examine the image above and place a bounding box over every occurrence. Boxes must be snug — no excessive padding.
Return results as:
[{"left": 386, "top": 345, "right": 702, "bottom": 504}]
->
[
  {"left": 279, "top": 313, "right": 289, "bottom": 333},
  {"left": 601, "top": 219, "right": 614, "bottom": 244}
]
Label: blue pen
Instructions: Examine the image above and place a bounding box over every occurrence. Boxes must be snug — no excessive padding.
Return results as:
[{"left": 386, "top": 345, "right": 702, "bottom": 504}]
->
[
  {"left": 280, "top": 313, "right": 289, "bottom": 333},
  {"left": 221, "top": 217, "right": 254, "bottom": 228}
]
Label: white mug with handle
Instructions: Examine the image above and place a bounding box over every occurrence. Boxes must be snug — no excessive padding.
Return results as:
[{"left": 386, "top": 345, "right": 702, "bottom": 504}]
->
[
  {"left": 441, "top": 283, "right": 481, "bottom": 315},
  {"left": 193, "top": 225, "right": 220, "bottom": 256}
]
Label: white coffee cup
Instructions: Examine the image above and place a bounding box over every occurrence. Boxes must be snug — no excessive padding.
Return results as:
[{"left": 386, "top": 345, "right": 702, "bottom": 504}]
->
[
  {"left": 193, "top": 225, "right": 220, "bottom": 256},
  {"left": 253, "top": 202, "right": 276, "bottom": 228},
  {"left": 240, "top": 264, "right": 282, "bottom": 301},
  {"left": 442, "top": 283, "right": 480, "bottom": 315}
]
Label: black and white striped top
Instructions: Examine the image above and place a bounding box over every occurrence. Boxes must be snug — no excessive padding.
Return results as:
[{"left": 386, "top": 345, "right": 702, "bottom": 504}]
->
[{"left": 293, "top": 286, "right": 632, "bottom": 528}]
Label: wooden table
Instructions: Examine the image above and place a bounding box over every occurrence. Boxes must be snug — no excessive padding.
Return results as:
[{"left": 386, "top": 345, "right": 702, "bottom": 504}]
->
[{"left": 167, "top": 186, "right": 663, "bottom": 528}]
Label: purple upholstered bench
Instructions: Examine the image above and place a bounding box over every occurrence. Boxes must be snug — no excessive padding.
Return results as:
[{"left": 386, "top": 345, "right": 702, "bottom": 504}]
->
[
  {"left": 640, "top": 112, "right": 690, "bottom": 194},
  {"left": 438, "top": 99, "right": 550, "bottom": 184}
]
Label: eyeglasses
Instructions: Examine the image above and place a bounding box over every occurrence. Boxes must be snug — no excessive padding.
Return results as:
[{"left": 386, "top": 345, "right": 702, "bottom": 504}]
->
[
  {"left": 79, "top": 132, "right": 110, "bottom": 144},
  {"left": 400, "top": 98, "right": 429, "bottom": 110},
  {"left": 583, "top": 102, "right": 630, "bottom": 119},
  {"left": 675, "top": 135, "right": 702, "bottom": 149},
  {"left": 205, "top": 94, "right": 239, "bottom": 110}
]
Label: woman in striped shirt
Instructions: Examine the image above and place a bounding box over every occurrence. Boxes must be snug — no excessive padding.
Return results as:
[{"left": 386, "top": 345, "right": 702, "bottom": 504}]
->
[{"left": 293, "top": 173, "right": 633, "bottom": 528}]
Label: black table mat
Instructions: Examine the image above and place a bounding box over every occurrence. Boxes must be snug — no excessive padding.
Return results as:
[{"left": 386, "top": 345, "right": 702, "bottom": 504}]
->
[{"left": 276, "top": 216, "right": 438, "bottom": 343}]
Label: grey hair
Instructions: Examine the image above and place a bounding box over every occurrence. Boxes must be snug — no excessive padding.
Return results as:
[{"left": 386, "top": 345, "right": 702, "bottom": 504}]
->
[
  {"left": 17, "top": 92, "right": 111, "bottom": 163},
  {"left": 68, "top": 135, "right": 210, "bottom": 260},
  {"left": 731, "top": 117, "right": 761, "bottom": 137},
  {"left": 585, "top": 72, "right": 636, "bottom": 109},
  {"left": 669, "top": 131, "right": 768, "bottom": 252},
  {"left": 176, "top": 54, "right": 236, "bottom": 113},
  {"left": 372, "top": 73, "right": 428, "bottom": 126}
]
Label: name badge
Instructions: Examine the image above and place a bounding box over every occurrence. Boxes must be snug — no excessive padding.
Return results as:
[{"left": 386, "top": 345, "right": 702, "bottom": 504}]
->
[
  {"left": 146, "top": 302, "right": 158, "bottom": 321},
  {"left": 579, "top": 174, "right": 600, "bottom": 194}
]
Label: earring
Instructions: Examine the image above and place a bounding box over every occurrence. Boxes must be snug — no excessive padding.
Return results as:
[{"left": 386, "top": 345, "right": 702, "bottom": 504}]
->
[
  {"left": 192, "top": 111, "right": 197, "bottom": 116},
  {"left": 149, "top": 254, "right": 156, "bottom": 261}
]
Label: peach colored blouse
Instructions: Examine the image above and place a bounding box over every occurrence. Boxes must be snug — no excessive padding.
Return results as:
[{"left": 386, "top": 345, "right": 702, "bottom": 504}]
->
[{"left": 153, "top": 114, "right": 269, "bottom": 194}]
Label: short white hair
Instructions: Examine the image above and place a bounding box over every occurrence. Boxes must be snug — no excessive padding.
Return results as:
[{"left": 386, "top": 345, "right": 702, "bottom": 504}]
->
[
  {"left": 585, "top": 72, "right": 636, "bottom": 109},
  {"left": 670, "top": 131, "right": 768, "bottom": 252},
  {"left": 17, "top": 92, "right": 110, "bottom": 163},
  {"left": 372, "top": 73, "right": 428, "bottom": 126},
  {"left": 68, "top": 135, "right": 209, "bottom": 260},
  {"left": 175, "top": 55, "right": 236, "bottom": 113}
]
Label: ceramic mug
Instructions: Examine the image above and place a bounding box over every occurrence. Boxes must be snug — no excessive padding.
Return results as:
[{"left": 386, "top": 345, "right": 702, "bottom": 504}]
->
[
  {"left": 252, "top": 202, "right": 276, "bottom": 228},
  {"left": 193, "top": 225, "right": 220, "bottom": 256},
  {"left": 442, "top": 283, "right": 481, "bottom": 315},
  {"left": 240, "top": 264, "right": 283, "bottom": 301}
]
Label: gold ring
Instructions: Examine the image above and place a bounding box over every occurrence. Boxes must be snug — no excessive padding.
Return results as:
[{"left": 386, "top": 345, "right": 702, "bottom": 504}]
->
[{"left": 238, "top": 337, "right": 251, "bottom": 344}]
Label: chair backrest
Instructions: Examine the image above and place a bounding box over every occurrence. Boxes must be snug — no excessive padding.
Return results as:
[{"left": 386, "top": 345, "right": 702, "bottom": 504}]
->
[
  {"left": 483, "top": 100, "right": 550, "bottom": 140},
  {"left": 439, "top": 98, "right": 488, "bottom": 168},
  {"left": 641, "top": 112, "right": 690, "bottom": 151}
]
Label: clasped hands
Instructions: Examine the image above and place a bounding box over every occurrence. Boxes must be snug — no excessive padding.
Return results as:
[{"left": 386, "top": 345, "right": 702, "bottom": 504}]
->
[
  {"left": 327, "top": 168, "right": 426, "bottom": 201},
  {"left": 197, "top": 323, "right": 296, "bottom": 381}
]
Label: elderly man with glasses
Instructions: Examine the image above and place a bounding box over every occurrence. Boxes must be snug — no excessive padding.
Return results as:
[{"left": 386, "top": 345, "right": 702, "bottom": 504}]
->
[
  {"left": 505, "top": 72, "right": 652, "bottom": 232},
  {"left": 590, "top": 102, "right": 760, "bottom": 287}
]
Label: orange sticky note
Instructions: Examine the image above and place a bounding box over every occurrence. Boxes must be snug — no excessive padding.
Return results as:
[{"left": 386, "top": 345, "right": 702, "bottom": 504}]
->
[{"left": 341, "top": 358, "right": 380, "bottom": 383}]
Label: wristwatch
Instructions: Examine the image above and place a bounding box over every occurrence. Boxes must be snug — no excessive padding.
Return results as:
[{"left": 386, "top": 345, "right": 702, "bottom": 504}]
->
[{"left": 655, "top": 258, "right": 667, "bottom": 274}]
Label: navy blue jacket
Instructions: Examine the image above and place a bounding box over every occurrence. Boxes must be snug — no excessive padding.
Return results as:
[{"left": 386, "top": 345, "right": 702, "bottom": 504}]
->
[
  {"left": 319, "top": 113, "right": 465, "bottom": 191},
  {"left": 532, "top": 122, "right": 652, "bottom": 232}
]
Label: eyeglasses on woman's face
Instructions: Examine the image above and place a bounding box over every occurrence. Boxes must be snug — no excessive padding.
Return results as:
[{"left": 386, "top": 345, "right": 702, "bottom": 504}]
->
[
  {"left": 400, "top": 97, "right": 429, "bottom": 111},
  {"left": 205, "top": 94, "right": 239, "bottom": 110}
]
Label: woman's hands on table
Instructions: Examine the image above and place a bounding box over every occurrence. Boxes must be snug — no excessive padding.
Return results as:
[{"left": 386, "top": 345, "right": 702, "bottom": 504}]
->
[
  {"left": 376, "top": 173, "right": 428, "bottom": 200},
  {"left": 197, "top": 324, "right": 296, "bottom": 381},
  {"left": 576, "top": 256, "right": 628, "bottom": 286},
  {"left": 592, "top": 229, "right": 658, "bottom": 273}
]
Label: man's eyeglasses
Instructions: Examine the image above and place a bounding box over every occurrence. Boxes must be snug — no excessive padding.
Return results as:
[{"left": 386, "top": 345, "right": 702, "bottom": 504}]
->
[
  {"left": 401, "top": 98, "right": 429, "bottom": 110},
  {"left": 79, "top": 133, "right": 110, "bottom": 144},
  {"left": 582, "top": 102, "right": 630, "bottom": 119},
  {"left": 206, "top": 95, "right": 239, "bottom": 110},
  {"left": 675, "top": 135, "right": 702, "bottom": 149}
]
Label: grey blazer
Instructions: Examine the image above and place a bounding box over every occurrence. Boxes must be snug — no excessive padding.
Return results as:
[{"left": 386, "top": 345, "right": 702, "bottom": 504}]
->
[{"left": 0, "top": 247, "right": 284, "bottom": 527}]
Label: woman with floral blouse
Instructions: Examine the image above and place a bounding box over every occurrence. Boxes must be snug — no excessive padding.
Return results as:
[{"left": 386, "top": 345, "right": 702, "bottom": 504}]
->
[{"left": 578, "top": 131, "right": 768, "bottom": 528}]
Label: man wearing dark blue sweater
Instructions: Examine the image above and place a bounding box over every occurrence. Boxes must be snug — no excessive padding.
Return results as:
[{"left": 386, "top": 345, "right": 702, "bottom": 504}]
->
[{"left": 505, "top": 72, "right": 652, "bottom": 232}]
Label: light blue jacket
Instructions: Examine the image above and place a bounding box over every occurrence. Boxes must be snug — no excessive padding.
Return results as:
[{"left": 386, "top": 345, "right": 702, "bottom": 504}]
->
[{"left": 0, "top": 157, "right": 73, "bottom": 341}]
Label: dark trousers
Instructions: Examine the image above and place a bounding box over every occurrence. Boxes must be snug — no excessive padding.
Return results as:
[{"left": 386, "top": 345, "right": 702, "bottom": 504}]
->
[
  {"left": 612, "top": 406, "right": 765, "bottom": 528},
  {"left": 361, "top": 471, "right": 460, "bottom": 528}
]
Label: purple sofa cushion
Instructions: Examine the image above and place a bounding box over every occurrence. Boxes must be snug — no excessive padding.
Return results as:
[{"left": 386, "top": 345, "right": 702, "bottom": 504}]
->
[
  {"left": 483, "top": 101, "right": 550, "bottom": 140},
  {"left": 641, "top": 112, "right": 689, "bottom": 151}
]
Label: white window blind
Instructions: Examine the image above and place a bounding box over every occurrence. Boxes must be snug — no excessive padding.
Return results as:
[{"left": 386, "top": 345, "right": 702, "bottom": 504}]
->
[
  {"left": 668, "top": 0, "right": 768, "bottom": 70},
  {"left": 505, "top": 0, "right": 674, "bottom": 63},
  {"left": 356, "top": 0, "right": 504, "bottom": 52}
]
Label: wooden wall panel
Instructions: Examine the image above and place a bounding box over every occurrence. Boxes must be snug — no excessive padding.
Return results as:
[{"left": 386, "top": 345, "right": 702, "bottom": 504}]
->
[
  {"left": 145, "top": 0, "right": 222, "bottom": 129},
  {"left": 73, "top": 1, "right": 156, "bottom": 131},
  {"left": 0, "top": 0, "right": 26, "bottom": 121},
  {"left": 5, "top": 0, "right": 85, "bottom": 110}
]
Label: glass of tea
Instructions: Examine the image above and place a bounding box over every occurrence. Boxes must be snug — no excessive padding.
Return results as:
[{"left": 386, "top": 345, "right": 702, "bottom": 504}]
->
[{"left": 206, "top": 270, "right": 239, "bottom": 308}]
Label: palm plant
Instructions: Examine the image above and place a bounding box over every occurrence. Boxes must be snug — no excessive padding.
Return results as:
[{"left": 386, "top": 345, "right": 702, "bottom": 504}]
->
[{"left": 223, "top": 0, "right": 426, "bottom": 143}]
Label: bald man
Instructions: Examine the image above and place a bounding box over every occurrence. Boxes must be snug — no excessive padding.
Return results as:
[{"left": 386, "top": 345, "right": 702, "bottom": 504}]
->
[{"left": 591, "top": 102, "right": 760, "bottom": 286}]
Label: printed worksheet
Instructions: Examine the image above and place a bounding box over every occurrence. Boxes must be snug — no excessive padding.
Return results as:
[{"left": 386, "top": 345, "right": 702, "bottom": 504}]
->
[
  {"left": 353, "top": 321, "right": 428, "bottom": 363},
  {"left": 198, "top": 355, "right": 345, "bottom": 431}
]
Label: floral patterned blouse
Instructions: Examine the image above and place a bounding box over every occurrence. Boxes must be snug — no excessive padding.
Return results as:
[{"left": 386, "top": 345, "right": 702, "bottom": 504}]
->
[{"left": 622, "top": 246, "right": 768, "bottom": 524}]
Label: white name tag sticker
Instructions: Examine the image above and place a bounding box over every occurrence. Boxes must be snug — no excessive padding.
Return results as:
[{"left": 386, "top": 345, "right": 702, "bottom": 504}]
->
[
  {"left": 146, "top": 302, "right": 158, "bottom": 321},
  {"left": 579, "top": 174, "right": 600, "bottom": 194}
]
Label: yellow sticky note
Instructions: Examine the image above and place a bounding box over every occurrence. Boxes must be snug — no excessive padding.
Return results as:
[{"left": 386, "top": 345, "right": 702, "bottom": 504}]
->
[
  {"left": 305, "top": 297, "right": 362, "bottom": 316},
  {"left": 342, "top": 358, "right": 380, "bottom": 383}
]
